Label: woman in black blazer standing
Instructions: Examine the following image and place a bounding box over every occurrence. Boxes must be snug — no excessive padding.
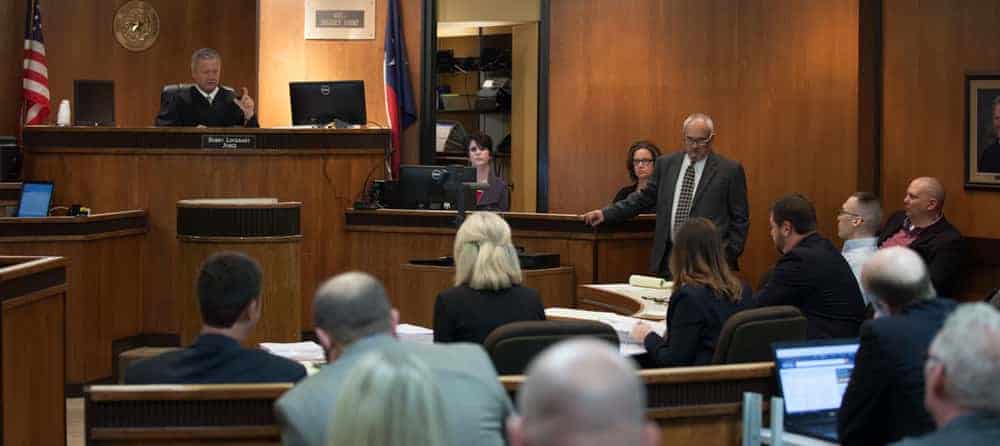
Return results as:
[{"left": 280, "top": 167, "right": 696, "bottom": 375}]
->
[
  {"left": 433, "top": 212, "right": 545, "bottom": 344},
  {"left": 630, "top": 218, "right": 753, "bottom": 366}
]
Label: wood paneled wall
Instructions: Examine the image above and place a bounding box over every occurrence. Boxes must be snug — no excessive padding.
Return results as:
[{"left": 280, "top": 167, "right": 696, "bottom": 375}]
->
[
  {"left": 0, "top": 0, "right": 257, "bottom": 134},
  {"left": 258, "top": 0, "right": 423, "bottom": 164},
  {"left": 882, "top": 0, "right": 1000, "bottom": 241},
  {"left": 547, "top": 0, "right": 862, "bottom": 284}
]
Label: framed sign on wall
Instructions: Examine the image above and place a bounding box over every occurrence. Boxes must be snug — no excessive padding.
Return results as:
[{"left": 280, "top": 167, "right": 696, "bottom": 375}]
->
[{"left": 305, "top": 0, "right": 375, "bottom": 40}]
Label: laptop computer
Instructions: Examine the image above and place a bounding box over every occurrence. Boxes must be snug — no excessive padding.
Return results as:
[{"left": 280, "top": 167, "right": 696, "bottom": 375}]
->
[
  {"left": 772, "top": 339, "right": 860, "bottom": 442},
  {"left": 16, "top": 181, "right": 54, "bottom": 217}
]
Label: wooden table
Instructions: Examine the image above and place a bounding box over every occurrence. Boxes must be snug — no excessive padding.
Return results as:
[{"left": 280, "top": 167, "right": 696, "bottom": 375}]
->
[
  {"left": 397, "top": 264, "right": 575, "bottom": 327},
  {"left": 0, "top": 210, "right": 146, "bottom": 385},
  {"left": 577, "top": 283, "right": 668, "bottom": 320},
  {"left": 0, "top": 256, "right": 67, "bottom": 446},
  {"left": 345, "top": 209, "right": 655, "bottom": 314},
  {"left": 22, "top": 126, "right": 388, "bottom": 343}
]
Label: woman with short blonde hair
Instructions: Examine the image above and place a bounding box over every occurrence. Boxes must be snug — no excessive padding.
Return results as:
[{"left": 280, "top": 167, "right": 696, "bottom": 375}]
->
[
  {"left": 434, "top": 212, "right": 545, "bottom": 344},
  {"left": 327, "top": 349, "right": 448, "bottom": 446}
]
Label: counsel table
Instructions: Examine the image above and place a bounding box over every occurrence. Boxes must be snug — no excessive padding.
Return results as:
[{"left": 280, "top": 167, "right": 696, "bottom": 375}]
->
[
  {"left": 345, "top": 209, "right": 655, "bottom": 313},
  {"left": 22, "top": 126, "right": 388, "bottom": 346}
]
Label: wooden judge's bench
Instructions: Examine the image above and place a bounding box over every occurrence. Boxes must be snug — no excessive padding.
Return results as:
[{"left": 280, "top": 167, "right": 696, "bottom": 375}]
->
[{"left": 16, "top": 126, "right": 659, "bottom": 387}]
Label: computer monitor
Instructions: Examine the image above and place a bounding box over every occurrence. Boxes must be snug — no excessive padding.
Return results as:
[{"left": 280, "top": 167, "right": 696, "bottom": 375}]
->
[
  {"left": 289, "top": 80, "right": 366, "bottom": 126},
  {"left": 16, "top": 181, "right": 54, "bottom": 217},
  {"left": 395, "top": 165, "right": 476, "bottom": 210},
  {"left": 74, "top": 80, "right": 115, "bottom": 126}
]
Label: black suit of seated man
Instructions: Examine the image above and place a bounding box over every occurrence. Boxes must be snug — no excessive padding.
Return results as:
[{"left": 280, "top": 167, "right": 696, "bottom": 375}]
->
[
  {"left": 155, "top": 47, "right": 258, "bottom": 128},
  {"left": 837, "top": 247, "right": 956, "bottom": 446},
  {"left": 754, "top": 193, "right": 866, "bottom": 339},
  {"left": 125, "top": 252, "right": 305, "bottom": 384}
]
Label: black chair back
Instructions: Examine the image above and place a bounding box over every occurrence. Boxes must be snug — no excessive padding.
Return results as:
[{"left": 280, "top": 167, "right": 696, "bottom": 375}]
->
[
  {"left": 483, "top": 320, "right": 619, "bottom": 374},
  {"left": 712, "top": 306, "right": 807, "bottom": 364}
]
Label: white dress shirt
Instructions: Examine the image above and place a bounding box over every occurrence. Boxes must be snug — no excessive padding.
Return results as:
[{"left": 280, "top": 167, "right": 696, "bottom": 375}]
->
[
  {"left": 194, "top": 85, "right": 219, "bottom": 105},
  {"left": 842, "top": 236, "right": 878, "bottom": 305}
]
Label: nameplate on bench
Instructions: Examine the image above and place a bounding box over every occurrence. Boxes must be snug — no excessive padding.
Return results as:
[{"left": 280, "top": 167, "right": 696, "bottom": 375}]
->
[{"left": 201, "top": 135, "right": 257, "bottom": 149}]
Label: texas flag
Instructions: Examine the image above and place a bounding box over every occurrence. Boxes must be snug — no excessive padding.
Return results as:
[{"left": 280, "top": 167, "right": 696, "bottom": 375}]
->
[{"left": 383, "top": 0, "right": 417, "bottom": 179}]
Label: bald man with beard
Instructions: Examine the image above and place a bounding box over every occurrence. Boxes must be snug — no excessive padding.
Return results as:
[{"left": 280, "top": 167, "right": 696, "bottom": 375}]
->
[{"left": 878, "top": 177, "right": 964, "bottom": 297}]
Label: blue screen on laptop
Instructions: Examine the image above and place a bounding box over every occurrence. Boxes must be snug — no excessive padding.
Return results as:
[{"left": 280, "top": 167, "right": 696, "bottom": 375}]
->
[{"left": 17, "top": 182, "right": 53, "bottom": 217}]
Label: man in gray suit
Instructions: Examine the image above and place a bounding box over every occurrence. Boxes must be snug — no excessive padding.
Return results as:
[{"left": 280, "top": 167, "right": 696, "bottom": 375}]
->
[
  {"left": 583, "top": 113, "right": 749, "bottom": 277},
  {"left": 892, "top": 303, "right": 1000, "bottom": 445},
  {"left": 274, "top": 272, "right": 511, "bottom": 446}
]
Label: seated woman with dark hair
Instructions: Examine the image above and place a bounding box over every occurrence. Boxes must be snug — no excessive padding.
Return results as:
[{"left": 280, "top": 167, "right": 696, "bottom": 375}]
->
[
  {"left": 612, "top": 140, "right": 661, "bottom": 213},
  {"left": 433, "top": 212, "right": 545, "bottom": 344},
  {"left": 467, "top": 132, "right": 510, "bottom": 211},
  {"left": 630, "top": 218, "right": 753, "bottom": 366}
]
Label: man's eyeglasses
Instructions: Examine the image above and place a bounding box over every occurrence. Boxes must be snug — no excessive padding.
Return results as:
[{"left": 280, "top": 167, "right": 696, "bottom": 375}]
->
[
  {"left": 684, "top": 135, "right": 713, "bottom": 147},
  {"left": 632, "top": 159, "right": 655, "bottom": 166},
  {"left": 837, "top": 208, "right": 862, "bottom": 218}
]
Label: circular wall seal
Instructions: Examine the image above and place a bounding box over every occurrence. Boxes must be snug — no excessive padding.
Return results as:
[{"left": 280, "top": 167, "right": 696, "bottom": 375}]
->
[{"left": 114, "top": 1, "right": 160, "bottom": 52}]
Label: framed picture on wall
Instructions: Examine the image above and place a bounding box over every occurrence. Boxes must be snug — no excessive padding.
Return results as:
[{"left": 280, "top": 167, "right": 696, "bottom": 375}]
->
[
  {"left": 965, "top": 73, "right": 1000, "bottom": 190},
  {"left": 305, "top": 0, "right": 375, "bottom": 40}
]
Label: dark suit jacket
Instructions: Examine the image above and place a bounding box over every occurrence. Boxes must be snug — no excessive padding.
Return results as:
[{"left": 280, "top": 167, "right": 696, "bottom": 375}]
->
[
  {"left": 433, "top": 284, "right": 546, "bottom": 344},
  {"left": 838, "top": 298, "right": 957, "bottom": 446},
  {"left": 877, "top": 211, "right": 964, "bottom": 298},
  {"left": 124, "top": 334, "right": 306, "bottom": 384},
  {"left": 155, "top": 85, "right": 260, "bottom": 127},
  {"left": 892, "top": 412, "right": 1000, "bottom": 446},
  {"left": 755, "top": 233, "right": 866, "bottom": 339},
  {"left": 475, "top": 171, "right": 510, "bottom": 211},
  {"left": 602, "top": 151, "right": 750, "bottom": 274},
  {"left": 613, "top": 183, "right": 655, "bottom": 213},
  {"left": 642, "top": 283, "right": 753, "bottom": 366},
  {"left": 979, "top": 139, "right": 1000, "bottom": 173}
]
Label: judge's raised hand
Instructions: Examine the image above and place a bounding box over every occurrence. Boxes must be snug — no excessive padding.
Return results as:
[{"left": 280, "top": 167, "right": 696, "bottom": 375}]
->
[
  {"left": 234, "top": 87, "right": 255, "bottom": 120},
  {"left": 582, "top": 209, "right": 605, "bottom": 226}
]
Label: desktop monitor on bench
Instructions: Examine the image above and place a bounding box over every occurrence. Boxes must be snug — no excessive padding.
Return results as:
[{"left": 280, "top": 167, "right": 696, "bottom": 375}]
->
[
  {"left": 289, "top": 80, "right": 367, "bottom": 126},
  {"left": 395, "top": 165, "right": 476, "bottom": 210}
]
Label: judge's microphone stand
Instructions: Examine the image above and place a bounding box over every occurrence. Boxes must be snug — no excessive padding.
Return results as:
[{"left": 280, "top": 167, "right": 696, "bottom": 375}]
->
[{"left": 441, "top": 167, "right": 488, "bottom": 227}]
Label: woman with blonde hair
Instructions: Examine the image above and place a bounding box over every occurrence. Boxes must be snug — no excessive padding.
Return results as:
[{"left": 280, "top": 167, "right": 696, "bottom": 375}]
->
[
  {"left": 327, "top": 349, "right": 448, "bottom": 446},
  {"left": 630, "top": 218, "right": 753, "bottom": 366},
  {"left": 433, "top": 212, "right": 545, "bottom": 344}
]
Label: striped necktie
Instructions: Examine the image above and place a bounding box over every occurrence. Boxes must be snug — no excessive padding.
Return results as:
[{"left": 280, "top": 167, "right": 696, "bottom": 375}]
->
[{"left": 673, "top": 163, "right": 697, "bottom": 239}]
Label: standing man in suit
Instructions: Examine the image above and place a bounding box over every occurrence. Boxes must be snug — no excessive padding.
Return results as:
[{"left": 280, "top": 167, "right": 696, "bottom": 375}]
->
[
  {"left": 155, "top": 48, "right": 259, "bottom": 127},
  {"left": 275, "top": 272, "right": 511, "bottom": 446},
  {"left": 755, "top": 193, "right": 866, "bottom": 339},
  {"left": 837, "top": 247, "right": 956, "bottom": 446},
  {"left": 893, "top": 303, "right": 1000, "bottom": 445},
  {"left": 878, "top": 177, "right": 964, "bottom": 298},
  {"left": 125, "top": 252, "right": 306, "bottom": 384},
  {"left": 583, "top": 113, "right": 749, "bottom": 277}
]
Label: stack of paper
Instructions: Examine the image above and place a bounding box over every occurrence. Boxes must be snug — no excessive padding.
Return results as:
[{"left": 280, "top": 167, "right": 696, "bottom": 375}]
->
[
  {"left": 629, "top": 274, "right": 673, "bottom": 289},
  {"left": 398, "top": 323, "right": 434, "bottom": 344},
  {"left": 260, "top": 341, "right": 325, "bottom": 362},
  {"left": 545, "top": 308, "right": 666, "bottom": 355}
]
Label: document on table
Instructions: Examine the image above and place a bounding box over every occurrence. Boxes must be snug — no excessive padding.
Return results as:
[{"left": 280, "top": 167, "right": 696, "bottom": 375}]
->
[
  {"left": 260, "top": 341, "right": 325, "bottom": 362},
  {"left": 397, "top": 323, "right": 434, "bottom": 344},
  {"left": 545, "top": 307, "right": 666, "bottom": 355}
]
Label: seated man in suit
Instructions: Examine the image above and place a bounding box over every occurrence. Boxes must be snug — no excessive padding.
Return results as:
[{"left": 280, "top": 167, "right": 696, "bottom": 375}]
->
[
  {"left": 755, "top": 193, "right": 866, "bottom": 339},
  {"left": 275, "top": 272, "right": 511, "bottom": 446},
  {"left": 893, "top": 303, "right": 1000, "bottom": 445},
  {"left": 583, "top": 113, "right": 749, "bottom": 278},
  {"left": 838, "top": 247, "right": 956, "bottom": 446},
  {"left": 125, "top": 252, "right": 306, "bottom": 384},
  {"left": 879, "top": 177, "right": 963, "bottom": 297},
  {"left": 507, "top": 339, "right": 660, "bottom": 446},
  {"left": 155, "top": 47, "right": 259, "bottom": 127},
  {"left": 837, "top": 191, "right": 882, "bottom": 307}
]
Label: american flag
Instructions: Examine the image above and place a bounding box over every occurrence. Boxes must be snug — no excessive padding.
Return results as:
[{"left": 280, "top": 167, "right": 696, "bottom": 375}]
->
[{"left": 21, "top": 0, "right": 50, "bottom": 126}]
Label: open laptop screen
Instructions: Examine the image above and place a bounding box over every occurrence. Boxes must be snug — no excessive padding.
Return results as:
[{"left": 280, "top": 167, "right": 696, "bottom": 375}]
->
[
  {"left": 16, "top": 181, "right": 54, "bottom": 217},
  {"left": 774, "top": 341, "right": 859, "bottom": 414}
]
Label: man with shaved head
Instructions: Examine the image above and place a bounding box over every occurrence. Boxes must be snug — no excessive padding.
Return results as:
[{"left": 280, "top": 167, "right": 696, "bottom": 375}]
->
[
  {"left": 837, "top": 247, "right": 957, "bottom": 446},
  {"left": 507, "top": 339, "right": 660, "bottom": 446},
  {"left": 878, "top": 177, "right": 964, "bottom": 297}
]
